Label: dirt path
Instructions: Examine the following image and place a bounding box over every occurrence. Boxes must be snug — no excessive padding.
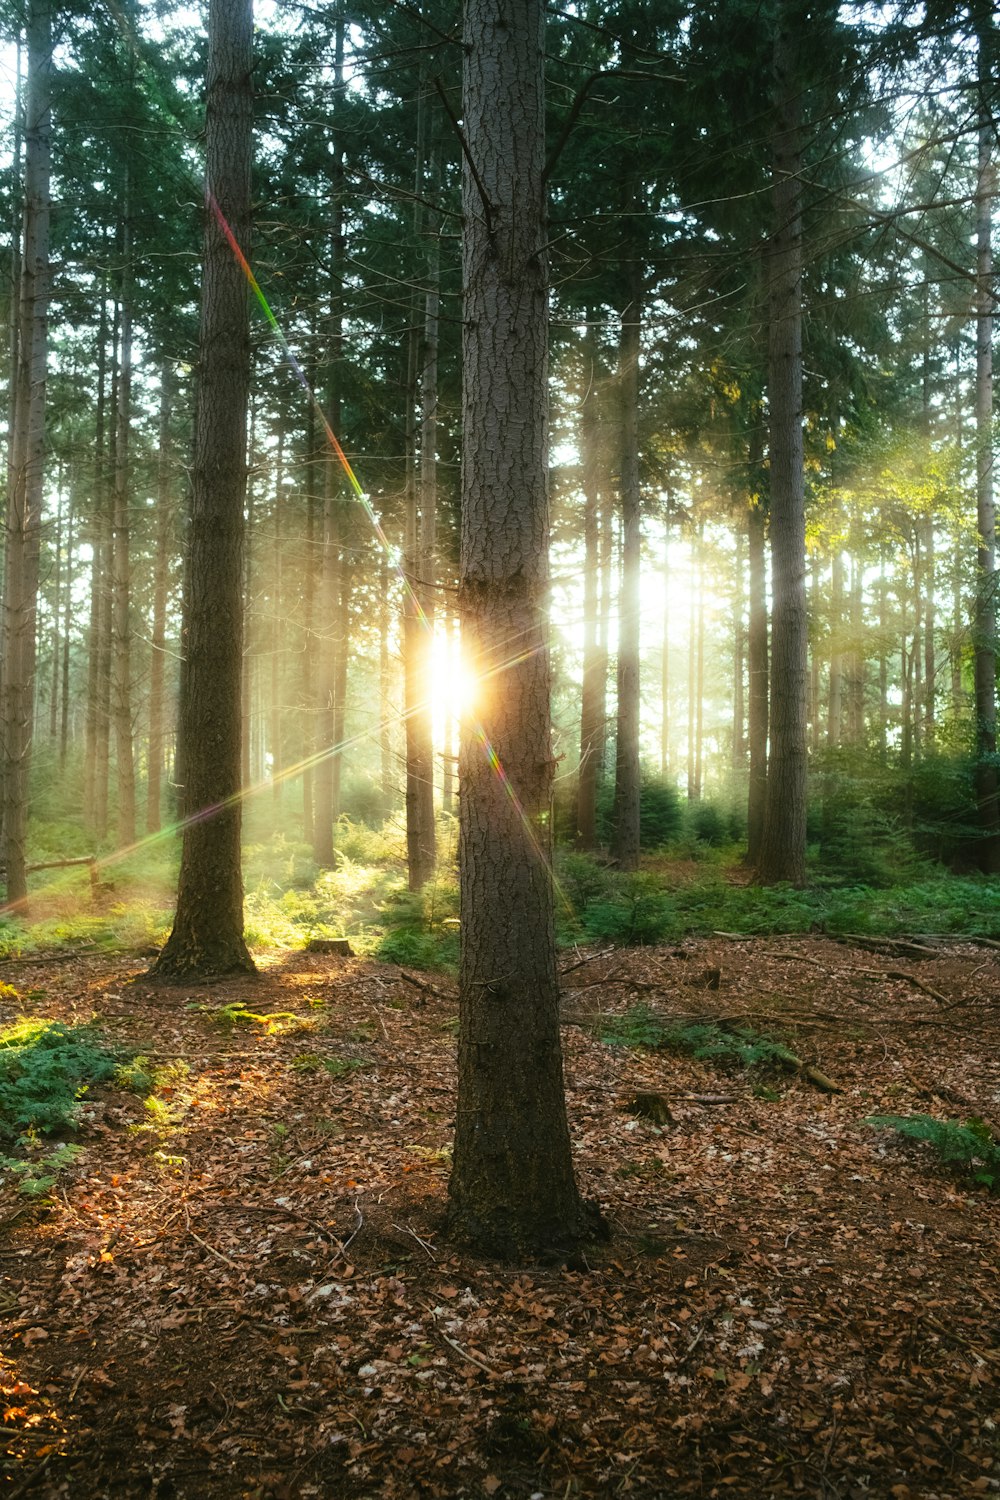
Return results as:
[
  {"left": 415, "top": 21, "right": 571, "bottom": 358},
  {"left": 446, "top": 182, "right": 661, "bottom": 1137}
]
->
[{"left": 1, "top": 936, "right": 998, "bottom": 1498}]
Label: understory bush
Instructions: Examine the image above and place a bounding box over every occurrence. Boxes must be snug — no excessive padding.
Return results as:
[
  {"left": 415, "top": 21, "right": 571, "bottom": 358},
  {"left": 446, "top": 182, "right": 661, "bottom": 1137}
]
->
[
  {"left": 602, "top": 1006, "right": 797, "bottom": 1072},
  {"left": 560, "top": 871, "right": 679, "bottom": 947},
  {"left": 0, "top": 1019, "right": 120, "bottom": 1139},
  {"left": 866, "top": 1113, "right": 1000, "bottom": 1190}
]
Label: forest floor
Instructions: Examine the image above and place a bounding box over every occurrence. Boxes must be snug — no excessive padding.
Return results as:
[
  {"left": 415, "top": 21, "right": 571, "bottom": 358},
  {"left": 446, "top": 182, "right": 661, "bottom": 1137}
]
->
[{"left": 1, "top": 933, "right": 999, "bottom": 1499}]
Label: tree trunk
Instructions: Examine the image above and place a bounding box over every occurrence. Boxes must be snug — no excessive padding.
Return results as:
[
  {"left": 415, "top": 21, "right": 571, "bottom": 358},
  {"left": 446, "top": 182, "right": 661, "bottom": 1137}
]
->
[
  {"left": 577, "top": 321, "right": 603, "bottom": 847},
  {"left": 1, "top": 0, "right": 50, "bottom": 908},
  {"left": 449, "top": 0, "right": 592, "bottom": 1256},
  {"left": 112, "top": 197, "right": 136, "bottom": 850},
  {"left": 973, "top": 23, "right": 1000, "bottom": 870},
  {"left": 403, "top": 107, "right": 437, "bottom": 889},
  {"left": 758, "top": 3, "right": 808, "bottom": 886},
  {"left": 270, "top": 425, "right": 284, "bottom": 803},
  {"left": 746, "top": 485, "right": 768, "bottom": 866},
  {"left": 610, "top": 261, "right": 642, "bottom": 870},
  {"left": 660, "top": 513, "right": 671, "bottom": 780},
  {"left": 147, "top": 363, "right": 173, "bottom": 835},
  {"left": 732, "top": 522, "right": 745, "bottom": 769},
  {"left": 154, "top": 0, "right": 255, "bottom": 978},
  {"left": 313, "top": 19, "right": 345, "bottom": 869}
]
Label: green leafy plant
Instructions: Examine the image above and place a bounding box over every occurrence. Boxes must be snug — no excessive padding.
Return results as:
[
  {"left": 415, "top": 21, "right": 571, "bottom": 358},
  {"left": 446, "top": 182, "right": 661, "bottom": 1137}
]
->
[
  {"left": 0, "top": 1141, "right": 82, "bottom": 1197},
  {"left": 865, "top": 1113, "right": 1000, "bottom": 1190},
  {"left": 290, "top": 1052, "right": 367, "bottom": 1077},
  {"left": 0, "top": 1019, "right": 120, "bottom": 1138},
  {"left": 191, "top": 1001, "right": 307, "bottom": 1035},
  {"left": 601, "top": 1006, "right": 798, "bottom": 1072}
]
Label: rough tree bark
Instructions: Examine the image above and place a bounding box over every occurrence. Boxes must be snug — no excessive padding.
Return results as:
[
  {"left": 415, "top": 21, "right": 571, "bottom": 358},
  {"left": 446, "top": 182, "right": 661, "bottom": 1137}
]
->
[
  {"left": 146, "top": 363, "right": 173, "bottom": 835},
  {"left": 154, "top": 0, "right": 255, "bottom": 978},
  {"left": 758, "top": 1, "right": 808, "bottom": 886},
  {"left": 448, "top": 0, "right": 595, "bottom": 1256},
  {"left": 973, "top": 12, "right": 1000, "bottom": 870},
  {"left": 1, "top": 0, "right": 50, "bottom": 908},
  {"left": 610, "top": 258, "right": 642, "bottom": 870}
]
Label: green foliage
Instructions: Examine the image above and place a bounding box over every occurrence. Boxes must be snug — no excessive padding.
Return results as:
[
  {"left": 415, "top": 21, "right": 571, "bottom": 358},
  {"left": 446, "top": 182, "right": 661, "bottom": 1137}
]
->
[
  {"left": 291, "top": 1053, "right": 367, "bottom": 1077},
  {"left": 0, "top": 1141, "right": 82, "bottom": 1197},
  {"left": 601, "top": 1005, "right": 797, "bottom": 1072},
  {"left": 562, "top": 872, "right": 679, "bottom": 947},
  {"left": 190, "top": 1002, "right": 307, "bottom": 1035},
  {"left": 866, "top": 1113, "right": 1000, "bottom": 1190},
  {"left": 687, "top": 801, "right": 735, "bottom": 848},
  {"left": 593, "top": 773, "right": 685, "bottom": 850},
  {"left": 0, "top": 1020, "right": 120, "bottom": 1139},
  {"left": 371, "top": 878, "right": 460, "bottom": 973}
]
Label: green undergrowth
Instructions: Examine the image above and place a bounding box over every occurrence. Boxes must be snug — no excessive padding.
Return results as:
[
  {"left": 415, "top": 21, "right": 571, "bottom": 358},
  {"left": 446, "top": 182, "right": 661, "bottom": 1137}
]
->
[
  {"left": 556, "top": 855, "right": 1000, "bottom": 945},
  {"left": 601, "top": 1005, "right": 798, "bottom": 1073},
  {"left": 866, "top": 1113, "right": 1000, "bottom": 1191},
  {"left": 0, "top": 1018, "right": 122, "bottom": 1139}
]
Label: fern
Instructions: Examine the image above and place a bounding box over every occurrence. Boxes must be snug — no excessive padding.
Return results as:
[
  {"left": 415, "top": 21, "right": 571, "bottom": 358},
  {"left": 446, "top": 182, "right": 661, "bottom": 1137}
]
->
[
  {"left": 0, "top": 1020, "right": 119, "bottom": 1139},
  {"left": 866, "top": 1113, "right": 1000, "bottom": 1190},
  {"left": 601, "top": 1007, "right": 797, "bottom": 1072}
]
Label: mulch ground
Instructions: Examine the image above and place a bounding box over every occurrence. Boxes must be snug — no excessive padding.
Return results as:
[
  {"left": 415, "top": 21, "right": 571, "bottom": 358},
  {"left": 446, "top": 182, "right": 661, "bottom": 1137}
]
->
[{"left": 1, "top": 934, "right": 999, "bottom": 1499}]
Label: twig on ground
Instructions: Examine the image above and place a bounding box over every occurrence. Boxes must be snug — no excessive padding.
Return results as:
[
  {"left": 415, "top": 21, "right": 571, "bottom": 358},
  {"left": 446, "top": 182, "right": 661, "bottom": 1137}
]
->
[
  {"left": 392, "top": 1222, "right": 437, "bottom": 1260},
  {"left": 558, "top": 948, "right": 617, "bottom": 976}
]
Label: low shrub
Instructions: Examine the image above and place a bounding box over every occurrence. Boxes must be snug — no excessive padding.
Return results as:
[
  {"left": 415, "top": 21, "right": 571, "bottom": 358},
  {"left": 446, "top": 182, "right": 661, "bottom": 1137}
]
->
[
  {"left": 865, "top": 1113, "right": 1000, "bottom": 1190},
  {"left": 602, "top": 1005, "right": 797, "bottom": 1072},
  {"left": 0, "top": 1019, "right": 120, "bottom": 1139}
]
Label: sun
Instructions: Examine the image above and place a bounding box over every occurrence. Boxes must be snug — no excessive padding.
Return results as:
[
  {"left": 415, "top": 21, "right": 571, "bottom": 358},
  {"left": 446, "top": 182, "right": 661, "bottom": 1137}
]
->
[{"left": 431, "top": 630, "right": 478, "bottom": 726}]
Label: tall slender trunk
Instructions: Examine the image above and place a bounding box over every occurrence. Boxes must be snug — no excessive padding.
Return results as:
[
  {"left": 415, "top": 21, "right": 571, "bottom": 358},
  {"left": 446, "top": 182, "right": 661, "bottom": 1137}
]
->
[
  {"left": 314, "top": 15, "right": 345, "bottom": 868},
  {"left": 269, "top": 425, "right": 284, "bottom": 803},
  {"left": 973, "top": 23, "right": 999, "bottom": 868},
  {"left": 758, "top": 3, "right": 808, "bottom": 886},
  {"left": 112, "top": 197, "right": 136, "bottom": 849},
  {"left": 59, "top": 480, "right": 72, "bottom": 767},
  {"left": 403, "top": 95, "right": 437, "bottom": 888},
  {"left": 687, "top": 529, "right": 696, "bottom": 801},
  {"left": 732, "top": 523, "right": 745, "bottom": 769},
  {"left": 83, "top": 288, "right": 108, "bottom": 827},
  {"left": 49, "top": 468, "right": 62, "bottom": 740},
  {"left": 1, "top": 0, "right": 50, "bottom": 907},
  {"left": 827, "top": 545, "right": 843, "bottom": 749},
  {"left": 147, "top": 363, "right": 173, "bottom": 834},
  {"left": 746, "top": 485, "right": 768, "bottom": 865},
  {"left": 379, "top": 542, "right": 393, "bottom": 814},
  {"left": 610, "top": 260, "right": 642, "bottom": 870},
  {"left": 660, "top": 514, "right": 671, "bottom": 780},
  {"left": 694, "top": 524, "right": 705, "bottom": 800},
  {"left": 577, "top": 321, "right": 603, "bottom": 846}
]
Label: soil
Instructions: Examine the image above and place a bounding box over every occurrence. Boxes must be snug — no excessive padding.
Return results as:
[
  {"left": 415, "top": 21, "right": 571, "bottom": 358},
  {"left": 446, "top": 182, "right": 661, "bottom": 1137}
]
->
[{"left": 1, "top": 934, "right": 999, "bottom": 1499}]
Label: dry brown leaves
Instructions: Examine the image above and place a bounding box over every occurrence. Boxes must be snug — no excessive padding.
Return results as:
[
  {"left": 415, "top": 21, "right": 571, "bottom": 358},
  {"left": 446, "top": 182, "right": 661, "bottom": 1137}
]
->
[{"left": 0, "top": 936, "right": 998, "bottom": 1499}]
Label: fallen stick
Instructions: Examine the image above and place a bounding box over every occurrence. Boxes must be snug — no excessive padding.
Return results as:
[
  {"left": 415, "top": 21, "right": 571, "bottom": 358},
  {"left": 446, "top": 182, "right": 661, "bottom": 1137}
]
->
[
  {"left": 559, "top": 947, "right": 617, "bottom": 976},
  {"left": 398, "top": 970, "right": 455, "bottom": 1002}
]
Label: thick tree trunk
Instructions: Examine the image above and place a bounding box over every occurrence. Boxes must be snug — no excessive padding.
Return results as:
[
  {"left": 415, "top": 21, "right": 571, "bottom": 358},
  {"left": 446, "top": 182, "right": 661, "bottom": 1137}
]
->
[
  {"left": 758, "top": 4, "right": 808, "bottom": 886},
  {"left": 1, "top": 0, "right": 50, "bottom": 908},
  {"left": 154, "top": 0, "right": 255, "bottom": 978},
  {"left": 610, "top": 263, "right": 642, "bottom": 870},
  {"left": 449, "top": 0, "right": 592, "bottom": 1256}
]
